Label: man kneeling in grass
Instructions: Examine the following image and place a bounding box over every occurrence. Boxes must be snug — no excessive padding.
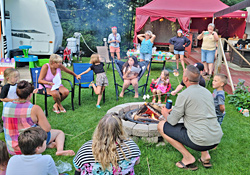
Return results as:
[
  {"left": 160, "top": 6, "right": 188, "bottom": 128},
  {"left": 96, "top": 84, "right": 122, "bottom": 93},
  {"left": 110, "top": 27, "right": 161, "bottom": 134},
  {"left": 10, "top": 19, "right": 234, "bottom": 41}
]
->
[{"left": 158, "top": 65, "right": 223, "bottom": 170}]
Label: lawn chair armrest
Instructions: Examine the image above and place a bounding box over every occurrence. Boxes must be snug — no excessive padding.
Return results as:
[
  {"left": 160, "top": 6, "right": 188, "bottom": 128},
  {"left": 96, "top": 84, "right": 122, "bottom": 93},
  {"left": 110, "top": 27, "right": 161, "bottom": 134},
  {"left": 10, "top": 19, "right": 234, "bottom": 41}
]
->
[
  {"left": 38, "top": 83, "right": 48, "bottom": 96},
  {"left": 61, "top": 78, "right": 74, "bottom": 90}
]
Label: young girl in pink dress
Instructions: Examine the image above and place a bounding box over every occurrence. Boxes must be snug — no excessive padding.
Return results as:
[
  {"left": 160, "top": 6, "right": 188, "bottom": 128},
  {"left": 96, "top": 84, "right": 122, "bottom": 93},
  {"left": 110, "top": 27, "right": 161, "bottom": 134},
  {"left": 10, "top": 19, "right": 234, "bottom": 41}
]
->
[{"left": 151, "top": 70, "right": 170, "bottom": 104}]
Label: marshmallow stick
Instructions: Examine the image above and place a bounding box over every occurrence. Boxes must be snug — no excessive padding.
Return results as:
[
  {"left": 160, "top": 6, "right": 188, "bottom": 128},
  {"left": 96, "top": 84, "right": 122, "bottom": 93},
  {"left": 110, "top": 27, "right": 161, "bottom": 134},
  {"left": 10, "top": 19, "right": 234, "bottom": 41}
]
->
[{"left": 35, "top": 70, "right": 38, "bottom": 105}]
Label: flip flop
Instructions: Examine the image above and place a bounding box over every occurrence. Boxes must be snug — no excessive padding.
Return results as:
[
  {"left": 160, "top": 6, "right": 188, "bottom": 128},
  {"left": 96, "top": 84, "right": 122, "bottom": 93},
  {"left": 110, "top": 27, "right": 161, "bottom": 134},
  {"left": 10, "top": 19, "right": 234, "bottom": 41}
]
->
[
  {"left": 176, "top": 161, "right": 198, "bottom": 171},
  {"left": 60, "top": 108, "right": 67, "bottom": 113},
  {"left": 52, "top": 108, "right": 60, "bottom": 114},
  {"left": 198, "top": 158, "right": 212, "bottom": 168}
]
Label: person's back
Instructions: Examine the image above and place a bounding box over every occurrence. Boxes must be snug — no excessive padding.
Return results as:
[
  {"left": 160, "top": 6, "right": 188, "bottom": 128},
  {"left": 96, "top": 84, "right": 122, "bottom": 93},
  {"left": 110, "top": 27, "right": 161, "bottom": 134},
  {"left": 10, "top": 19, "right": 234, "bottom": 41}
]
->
[
  {"left": 2, "top": 101, "right": 34, "bottom": 155},
  {"left": 178, "top": 85, "right": 223, "bottom": 146},
  {"left": 6, "top": 127, "right": 58, "bottom": 175}
]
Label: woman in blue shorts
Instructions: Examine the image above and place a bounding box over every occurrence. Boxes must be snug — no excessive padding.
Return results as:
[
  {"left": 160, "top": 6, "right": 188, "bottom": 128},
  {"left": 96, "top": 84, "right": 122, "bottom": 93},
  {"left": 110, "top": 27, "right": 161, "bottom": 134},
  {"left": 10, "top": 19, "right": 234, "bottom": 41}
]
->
[
  {"left": 169, "top": 29, "right": 190, "bottom": 71},
  {"left": 137, "top": 31, "right": 156, "bottom": 71},
  {"left": 197, "top": 23, "right": 219, "bottom": 77}
]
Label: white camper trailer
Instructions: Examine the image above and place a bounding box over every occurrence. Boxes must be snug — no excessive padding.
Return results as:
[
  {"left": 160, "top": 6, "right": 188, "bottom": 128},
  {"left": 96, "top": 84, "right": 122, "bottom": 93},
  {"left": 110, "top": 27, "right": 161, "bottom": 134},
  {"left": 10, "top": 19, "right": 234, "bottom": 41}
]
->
[{"left": 1, "top": 0, "right": 63, "bottom": 57}]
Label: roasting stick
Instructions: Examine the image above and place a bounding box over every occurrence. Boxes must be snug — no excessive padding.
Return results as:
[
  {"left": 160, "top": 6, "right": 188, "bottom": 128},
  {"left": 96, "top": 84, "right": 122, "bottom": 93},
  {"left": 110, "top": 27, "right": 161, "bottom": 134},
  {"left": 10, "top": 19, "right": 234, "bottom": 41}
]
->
[
  {"left": 35, "top": 70, "right": 38, "bottom": 105},
  {"left": 71, "top": 127, "right": 95, "bottom": 139},
  {"left": 147, "top": 157, "right": 151, "bottom": 175}
]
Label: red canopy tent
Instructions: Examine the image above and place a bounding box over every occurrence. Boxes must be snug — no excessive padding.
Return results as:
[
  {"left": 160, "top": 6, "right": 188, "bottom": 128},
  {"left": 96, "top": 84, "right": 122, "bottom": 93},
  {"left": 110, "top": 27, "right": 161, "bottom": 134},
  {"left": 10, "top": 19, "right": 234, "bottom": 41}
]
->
[{"left": 133, "top": 0, "right": 247, "bottom": 43}]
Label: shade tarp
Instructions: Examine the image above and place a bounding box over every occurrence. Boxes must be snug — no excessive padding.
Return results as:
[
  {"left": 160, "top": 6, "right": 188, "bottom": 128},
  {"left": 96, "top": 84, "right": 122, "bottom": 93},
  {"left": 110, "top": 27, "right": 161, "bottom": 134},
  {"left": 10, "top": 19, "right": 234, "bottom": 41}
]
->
[{"left": 134, "top": 0, "right": 247, "bottom": 43}]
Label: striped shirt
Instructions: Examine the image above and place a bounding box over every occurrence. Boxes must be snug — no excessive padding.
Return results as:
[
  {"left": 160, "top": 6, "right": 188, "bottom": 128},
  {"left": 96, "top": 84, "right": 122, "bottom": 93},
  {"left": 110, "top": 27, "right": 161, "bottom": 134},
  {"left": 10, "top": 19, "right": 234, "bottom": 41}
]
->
[
  {"left": 73, "top": 139, "right": 141, "bottom": 174},
  {"left": 2, "top": 101, "right": 35, "bottom": 155}
]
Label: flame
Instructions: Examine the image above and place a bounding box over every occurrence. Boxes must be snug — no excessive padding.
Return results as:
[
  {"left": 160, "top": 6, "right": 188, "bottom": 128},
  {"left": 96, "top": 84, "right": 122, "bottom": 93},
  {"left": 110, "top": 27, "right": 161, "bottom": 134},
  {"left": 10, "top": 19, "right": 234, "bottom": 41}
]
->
[{"left": 151, "top": 113, "right": 157, "bottom": 120}]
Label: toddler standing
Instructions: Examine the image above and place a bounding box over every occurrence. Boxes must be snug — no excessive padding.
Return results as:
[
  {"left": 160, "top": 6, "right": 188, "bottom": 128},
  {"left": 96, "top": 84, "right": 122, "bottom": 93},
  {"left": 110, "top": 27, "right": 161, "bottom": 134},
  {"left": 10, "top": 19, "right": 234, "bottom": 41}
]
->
[
  {"left": 212, "top": 74, "right": 228, "bottom": 125},
  {"left": 0, "top": 140, "right": 9, "bottom": 175},
  {"left": 78, "top": 54, "right": 108, "bottom": 108},
  {"left": 151, "top": 70, "right": 170, "bottom": 104}
]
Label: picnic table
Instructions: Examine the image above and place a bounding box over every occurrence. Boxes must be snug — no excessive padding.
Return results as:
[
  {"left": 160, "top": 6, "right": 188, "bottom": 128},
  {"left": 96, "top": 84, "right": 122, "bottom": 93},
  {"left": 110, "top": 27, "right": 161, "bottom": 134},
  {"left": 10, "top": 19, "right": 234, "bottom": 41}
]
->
[{"left": 126, "top": 50, "right": 174, "bottom": 70}]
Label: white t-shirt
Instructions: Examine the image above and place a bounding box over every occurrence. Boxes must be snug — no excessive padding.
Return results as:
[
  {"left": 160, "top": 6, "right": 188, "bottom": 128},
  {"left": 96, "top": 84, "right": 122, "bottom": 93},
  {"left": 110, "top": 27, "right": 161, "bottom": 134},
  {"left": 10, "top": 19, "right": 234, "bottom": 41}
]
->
[{"left": 6, "top": 154, "right": 58, "bottom": 175}]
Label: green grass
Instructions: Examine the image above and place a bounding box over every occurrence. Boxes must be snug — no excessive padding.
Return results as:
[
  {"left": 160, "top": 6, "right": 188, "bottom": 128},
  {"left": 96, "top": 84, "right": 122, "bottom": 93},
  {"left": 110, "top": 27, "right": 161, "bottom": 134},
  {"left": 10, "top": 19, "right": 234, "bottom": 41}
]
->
[{"left": 1, "top": 57, "right": 250, "bottom": 175}]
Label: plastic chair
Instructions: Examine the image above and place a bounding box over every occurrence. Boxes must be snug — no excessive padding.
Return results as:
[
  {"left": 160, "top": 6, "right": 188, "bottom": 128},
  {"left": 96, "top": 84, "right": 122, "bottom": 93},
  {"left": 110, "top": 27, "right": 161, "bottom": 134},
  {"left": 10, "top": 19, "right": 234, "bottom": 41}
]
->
[
  {"left": 30, "top": 67, "right": 75, "bottom": 116},
  {"left": 111, "top": 59, "right": 152, "bottom": 101},
  {"left": 96, "top": 46, "right": 112, "bottom": 72},
  {"left": 73, "top": 63, "right": 105, "bottom": 105}
]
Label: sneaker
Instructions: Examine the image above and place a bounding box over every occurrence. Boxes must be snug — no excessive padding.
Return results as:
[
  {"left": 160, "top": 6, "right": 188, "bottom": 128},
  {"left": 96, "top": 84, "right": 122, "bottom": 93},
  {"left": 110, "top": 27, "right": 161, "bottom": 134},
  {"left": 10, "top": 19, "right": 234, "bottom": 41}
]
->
[{"left": 96, "top": 105, "right": 101, "bottom": 109}]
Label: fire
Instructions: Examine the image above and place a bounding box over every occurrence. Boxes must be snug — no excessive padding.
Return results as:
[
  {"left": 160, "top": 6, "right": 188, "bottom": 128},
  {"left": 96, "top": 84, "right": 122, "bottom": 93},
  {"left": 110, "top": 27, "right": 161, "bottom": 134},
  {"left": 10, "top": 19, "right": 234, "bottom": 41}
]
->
[{"left": 151, "top": 113, "right": 157, "bottom": 120}]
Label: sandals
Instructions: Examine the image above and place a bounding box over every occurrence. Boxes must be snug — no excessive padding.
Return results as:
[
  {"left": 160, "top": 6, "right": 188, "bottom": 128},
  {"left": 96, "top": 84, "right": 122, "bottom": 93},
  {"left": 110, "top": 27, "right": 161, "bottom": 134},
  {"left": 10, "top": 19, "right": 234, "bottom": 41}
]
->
[
  {"left": 202, "top": 72, "right": 209, "bottom": 76},
  {"left": 52, "top": 108, "right": 60, "bottom": 114},
  {"left": 198, "top": 158, "right": 212, "bottom": 168},
  {"left": 60, "top": 108, "right": 67, "bottom": 113},
  {"left": 176, "top": 161, "right": 198, "bottom": 171}
]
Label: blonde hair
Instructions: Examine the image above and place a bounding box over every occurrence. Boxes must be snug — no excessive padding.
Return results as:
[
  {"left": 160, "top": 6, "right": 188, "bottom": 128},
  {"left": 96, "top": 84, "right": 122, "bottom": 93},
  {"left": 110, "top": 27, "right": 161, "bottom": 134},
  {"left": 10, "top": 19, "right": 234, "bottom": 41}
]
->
[
  {"left": 90, "top": 54, "right": 101, "bottom": 64},
  {"left": 3, "top": 68, "right": 19, "bottom": 85},
  {"left": 161, "top": 70, "right": 169, "bottom": 85},
  {"left": 92, "top": 114, "right": 129, "bottom": 171},
  {"left": 49, "top": 54, "right": 62, "bottom": 64},
  {"left": 215, "top": 74, "right": 228, "bottom": 87}
]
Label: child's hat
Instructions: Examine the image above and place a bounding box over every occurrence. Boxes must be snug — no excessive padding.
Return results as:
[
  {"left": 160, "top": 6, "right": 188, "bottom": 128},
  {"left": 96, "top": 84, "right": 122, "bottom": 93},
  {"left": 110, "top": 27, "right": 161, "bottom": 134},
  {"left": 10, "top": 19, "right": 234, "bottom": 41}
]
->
[
  {"left": 111, "top": 26, "right": 117, "bottom": 30},
  {"left": 194, "top": 62, "right": 204, "bottom": 71},
  {"left": 177, "top": 29, "right": 183, "bottom": 34}
]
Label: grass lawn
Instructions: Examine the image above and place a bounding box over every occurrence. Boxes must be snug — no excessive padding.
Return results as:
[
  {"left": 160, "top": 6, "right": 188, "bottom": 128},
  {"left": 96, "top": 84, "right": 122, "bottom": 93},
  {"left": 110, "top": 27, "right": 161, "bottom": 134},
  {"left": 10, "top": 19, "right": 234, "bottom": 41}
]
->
[{"left": 1, "top": 57, "right": 250, "bottom": 175}]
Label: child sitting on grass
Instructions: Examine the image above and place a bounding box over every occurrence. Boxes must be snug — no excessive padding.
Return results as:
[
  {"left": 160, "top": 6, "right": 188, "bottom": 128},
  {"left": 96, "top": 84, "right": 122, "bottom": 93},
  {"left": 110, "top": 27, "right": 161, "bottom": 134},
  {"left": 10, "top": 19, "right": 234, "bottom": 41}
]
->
[
  {"left": 6, "top": 127, "right": 59, "bottom": 175},
  {"left": 212, "top": 74, "right": 228, "bottom": 125},
  {"left": 78, "top": 54, "right": 108, "bottom": 109},
  {"left": 0, "top": 140, "right": 9, "bottom": 175},
  {"left": 151, "top": 70, "right": 170, "bottom": 104}
]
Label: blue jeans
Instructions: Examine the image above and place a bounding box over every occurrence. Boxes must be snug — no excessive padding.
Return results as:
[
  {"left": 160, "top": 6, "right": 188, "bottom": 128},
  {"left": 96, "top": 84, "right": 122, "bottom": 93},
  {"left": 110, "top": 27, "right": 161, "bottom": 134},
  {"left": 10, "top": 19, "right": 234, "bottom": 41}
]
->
[
  {"left": 174, "top": 50, "right": 185, "bottom": 55},
  {"left": 201, "top": 49, "right": 216, "bottom": 63},
  {"left": 217, "top": 114, "right": 225, "bottom": 125},
  {"left": 140, "top": 53, "right": 151, "bottom": 61}
]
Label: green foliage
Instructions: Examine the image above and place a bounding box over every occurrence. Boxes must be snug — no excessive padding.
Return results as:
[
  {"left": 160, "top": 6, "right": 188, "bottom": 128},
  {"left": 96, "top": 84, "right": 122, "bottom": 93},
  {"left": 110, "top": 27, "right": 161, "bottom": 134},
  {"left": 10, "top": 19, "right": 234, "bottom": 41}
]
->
[{"left": 228, "top": 80, "right": 250, "bottom": 109}]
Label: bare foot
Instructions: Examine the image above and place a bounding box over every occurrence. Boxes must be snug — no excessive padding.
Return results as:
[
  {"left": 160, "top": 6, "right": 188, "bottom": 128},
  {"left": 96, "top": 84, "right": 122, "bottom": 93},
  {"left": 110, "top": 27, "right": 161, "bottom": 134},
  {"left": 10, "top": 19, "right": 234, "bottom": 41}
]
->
[
  {"left": 119, "top": 92, "right": 124, "bottom": 97},
  {"left": 53, "top": 103, "right": 59, "bottom": 111},
  {"left": 56, "top": 150, "right": 75, "bottom": 156},
  {"left": 176, "top": 156, "right": 196, "bottom": 168},
  {"left": 134, "top": 95, "right": 139, "bottom": 98},
  {"left": 47, "top": 142, "right": 56, "bottom": 149}
]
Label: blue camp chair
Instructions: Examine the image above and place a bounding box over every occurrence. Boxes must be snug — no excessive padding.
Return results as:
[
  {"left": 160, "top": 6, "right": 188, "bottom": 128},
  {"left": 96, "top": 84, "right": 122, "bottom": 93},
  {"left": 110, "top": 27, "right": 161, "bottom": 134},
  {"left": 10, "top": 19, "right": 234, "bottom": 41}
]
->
[
  {"left": 30, "top": 67, "right": 74, "bottom": 116},
  {"left": 73, "top": 63, "right": 105, "bottom": 105},
  {"left": 111, "top": 58, "right": 152, "bottom": 101}
]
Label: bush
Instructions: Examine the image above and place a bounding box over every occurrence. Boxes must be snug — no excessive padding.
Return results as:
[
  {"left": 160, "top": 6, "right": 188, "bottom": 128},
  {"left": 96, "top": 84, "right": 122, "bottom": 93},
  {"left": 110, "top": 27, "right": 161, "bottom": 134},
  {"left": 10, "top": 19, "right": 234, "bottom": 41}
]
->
[{"left": 228, "top": 79, "right": 250, "bottom": 109}]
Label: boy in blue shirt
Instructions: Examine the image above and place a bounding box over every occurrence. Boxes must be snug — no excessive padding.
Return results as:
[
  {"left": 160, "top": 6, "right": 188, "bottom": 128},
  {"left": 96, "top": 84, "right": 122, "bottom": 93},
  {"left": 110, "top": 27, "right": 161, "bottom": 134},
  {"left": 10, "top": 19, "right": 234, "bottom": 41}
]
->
[
  {"left": 212, "top": 74, "right": 228, "bottom": 125},
  {"left": 6, "top": 127, "right": 59, "bottom": 175}
]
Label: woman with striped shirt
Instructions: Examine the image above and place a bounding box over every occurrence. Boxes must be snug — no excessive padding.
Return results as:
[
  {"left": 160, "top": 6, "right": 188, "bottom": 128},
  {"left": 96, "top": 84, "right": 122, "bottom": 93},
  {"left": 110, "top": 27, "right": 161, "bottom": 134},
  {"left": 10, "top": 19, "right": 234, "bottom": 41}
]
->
[{"left": 73, "top": 114, "right": 141, "bottom": 175}]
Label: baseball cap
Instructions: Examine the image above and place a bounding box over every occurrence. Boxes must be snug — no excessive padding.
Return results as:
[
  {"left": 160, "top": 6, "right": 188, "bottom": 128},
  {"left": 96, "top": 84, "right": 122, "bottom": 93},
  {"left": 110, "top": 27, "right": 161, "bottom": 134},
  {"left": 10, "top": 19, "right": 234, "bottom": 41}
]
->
[
  {"left": 177, "top": 29, "right": 183, "bottom": 34},
  {"left": 194, "top": 62, "right": 204, "bottom": 71}
]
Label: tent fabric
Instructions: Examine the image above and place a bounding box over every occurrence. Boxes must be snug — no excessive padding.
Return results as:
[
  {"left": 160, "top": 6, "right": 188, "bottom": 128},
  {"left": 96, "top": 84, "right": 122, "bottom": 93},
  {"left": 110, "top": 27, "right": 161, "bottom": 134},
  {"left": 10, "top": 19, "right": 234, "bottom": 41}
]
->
[{"left": 134, "top": 0, "right": 247, "bottom": 43}]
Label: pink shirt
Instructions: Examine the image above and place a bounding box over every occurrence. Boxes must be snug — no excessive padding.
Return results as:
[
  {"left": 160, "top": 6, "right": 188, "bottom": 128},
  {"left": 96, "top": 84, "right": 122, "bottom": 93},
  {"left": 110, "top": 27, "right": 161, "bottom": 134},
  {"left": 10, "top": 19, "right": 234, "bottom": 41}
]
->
[{"left": 38, "top": 63, "right": 62, "bottom": 89}]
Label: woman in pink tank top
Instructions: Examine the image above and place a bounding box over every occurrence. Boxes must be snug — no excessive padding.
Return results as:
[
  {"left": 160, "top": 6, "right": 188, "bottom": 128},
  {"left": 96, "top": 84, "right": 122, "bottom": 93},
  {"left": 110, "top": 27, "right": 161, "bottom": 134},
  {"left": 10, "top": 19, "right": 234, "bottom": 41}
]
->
[{"left": 38, "top": 54, "right": 80, "bottom": 113}]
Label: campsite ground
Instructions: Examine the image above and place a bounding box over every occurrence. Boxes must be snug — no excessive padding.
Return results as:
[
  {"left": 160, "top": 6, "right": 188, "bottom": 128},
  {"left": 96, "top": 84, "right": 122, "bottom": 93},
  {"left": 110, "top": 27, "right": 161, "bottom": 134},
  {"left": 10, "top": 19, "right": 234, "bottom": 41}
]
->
[{"left": 0, "top": 57, "right": 249, "bottom": 174}]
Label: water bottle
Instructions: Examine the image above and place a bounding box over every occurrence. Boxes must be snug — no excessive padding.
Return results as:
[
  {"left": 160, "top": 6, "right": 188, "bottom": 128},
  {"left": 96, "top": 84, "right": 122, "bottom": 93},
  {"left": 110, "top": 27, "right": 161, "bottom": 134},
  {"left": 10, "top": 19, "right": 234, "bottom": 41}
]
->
[
  {"left": 237, "top": 107, "right": 249, "bottom": 117},
  {"left": 166, "top": 99, "right": 172, "bottom": 109},
  {"left": 239, "top": 44, "right": 242, "bottom": 49}
]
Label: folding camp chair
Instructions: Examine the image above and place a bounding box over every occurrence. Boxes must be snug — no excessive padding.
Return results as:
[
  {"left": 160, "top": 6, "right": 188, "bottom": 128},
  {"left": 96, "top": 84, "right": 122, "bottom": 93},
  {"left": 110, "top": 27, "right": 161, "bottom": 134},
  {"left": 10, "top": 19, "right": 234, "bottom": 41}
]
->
[
  {"left": 73, "top": 63, "right": 105, "bottom": 105},
  {"left": 30, "top": 67, "right": 74, "bottom": 117},
  {"left": 149, "top": 81, "right": 173, "bottom": 103},
  {"left": 111, "top": 58, "right": 152, "bottom": 101},
  {"left": 96, "top": 46, "right": 112, "bottom": 72}
]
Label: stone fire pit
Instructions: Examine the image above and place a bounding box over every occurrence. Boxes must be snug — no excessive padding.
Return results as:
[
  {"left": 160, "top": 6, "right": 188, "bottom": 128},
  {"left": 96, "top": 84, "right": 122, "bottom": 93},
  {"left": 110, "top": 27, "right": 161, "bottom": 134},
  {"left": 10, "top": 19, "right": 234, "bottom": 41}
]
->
[{"left": 106, "top": 102, "right": 162, "bottom": 143}]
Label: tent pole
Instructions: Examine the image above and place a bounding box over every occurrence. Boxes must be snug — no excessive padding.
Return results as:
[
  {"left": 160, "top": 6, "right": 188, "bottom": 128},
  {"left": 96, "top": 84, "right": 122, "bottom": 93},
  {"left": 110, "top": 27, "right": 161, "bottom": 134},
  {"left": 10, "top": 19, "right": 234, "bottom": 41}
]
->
[{"left": 212, "top": 15, "right": 215, "bottom": 24}]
